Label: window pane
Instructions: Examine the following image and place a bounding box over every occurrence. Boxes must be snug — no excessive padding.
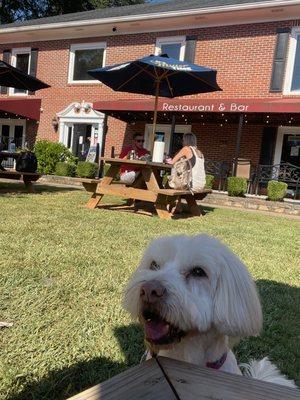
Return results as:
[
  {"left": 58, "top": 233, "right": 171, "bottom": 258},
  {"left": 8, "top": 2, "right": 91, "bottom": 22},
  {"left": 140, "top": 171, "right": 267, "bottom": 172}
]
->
[
  {"left": 1, "top": 125, "right": 10, "bottom": 150},
  {"left": 73, "top": 48, "right": 104, "bottom": 81},
  {"left": 291, "top": 36, "right": 300, "bottom": 91},
  {"left": 16, "top": 53, "right": 30, "bottom": 73},
  {"left": 14, "top": 125, "right": 23, "bottom": 148},
  {"left": 14, "top": 53, "right": 30, "bottom": 94},
  {"left": 160, "top": 43, "right": 182, "bottom": 59}
]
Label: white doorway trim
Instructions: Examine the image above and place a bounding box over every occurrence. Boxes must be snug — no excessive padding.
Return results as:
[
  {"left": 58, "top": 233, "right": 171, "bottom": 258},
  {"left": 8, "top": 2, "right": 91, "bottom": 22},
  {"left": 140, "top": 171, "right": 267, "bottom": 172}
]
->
[
  {"left": 57, "top": 102, "right": 105, "bottom": 154},
  {"left": 274, "top": 126, "right": 300, "bottom": 165}
]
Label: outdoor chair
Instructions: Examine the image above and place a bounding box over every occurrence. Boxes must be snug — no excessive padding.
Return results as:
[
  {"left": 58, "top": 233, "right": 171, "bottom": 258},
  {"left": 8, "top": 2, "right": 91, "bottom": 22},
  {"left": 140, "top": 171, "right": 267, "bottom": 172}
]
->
[{"left": 234, "top": 158, "right": 254, "bottom": 194}]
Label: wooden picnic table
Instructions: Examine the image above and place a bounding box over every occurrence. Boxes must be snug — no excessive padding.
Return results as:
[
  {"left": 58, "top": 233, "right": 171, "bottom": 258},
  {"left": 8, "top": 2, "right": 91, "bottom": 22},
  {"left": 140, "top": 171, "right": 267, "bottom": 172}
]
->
[
  {"left": 0, "top": 151, "right": 41, "bottom": 192},
  {"left": 68, "top": 356, "right": 300, "bottom": 400},
  {"left": 83, "top": 157, "right": 211, "bottom": 219}
]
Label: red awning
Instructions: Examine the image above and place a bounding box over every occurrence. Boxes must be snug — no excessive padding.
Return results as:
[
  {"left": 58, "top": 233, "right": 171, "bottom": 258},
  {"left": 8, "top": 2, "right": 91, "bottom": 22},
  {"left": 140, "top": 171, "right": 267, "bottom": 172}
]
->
[
  {"left": 93, "top": 98, "right": 300, "bottom": 114},
  {"left": 0, "top": 98, "right": 42, "bottom": 120}
]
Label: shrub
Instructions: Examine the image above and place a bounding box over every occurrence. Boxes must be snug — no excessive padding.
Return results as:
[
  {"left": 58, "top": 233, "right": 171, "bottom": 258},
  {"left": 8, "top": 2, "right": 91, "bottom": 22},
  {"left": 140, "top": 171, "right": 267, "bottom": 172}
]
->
[
  {"left": 55, "top": 162, "right": 76, "bottom": 177},
  {"left": 76, "top": 161, "right": 98, "bottom": 178},
  {"left": 267, "top": 180, "right": 287, "bottom": 201},
  {"left": 227, "top": 177, "right": 247, "bottom": 197},
  {"left": 34, "top": 140, "right": 76, "bottom": 174},
  {"left": 205, "top": 174, "right": 214, "bottom": 189}
]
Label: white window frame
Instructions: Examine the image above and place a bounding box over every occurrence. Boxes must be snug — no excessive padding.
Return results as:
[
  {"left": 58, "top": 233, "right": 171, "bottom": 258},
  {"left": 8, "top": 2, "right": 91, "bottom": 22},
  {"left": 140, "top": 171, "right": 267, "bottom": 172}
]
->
[
  {"left": 155, "top": 36, "right": 186, "bottom": 61},
  {"left": 274, "top": 126, "right": 300, "bottom": 165},
  {"left": 283, "top": 27, "right": 300, "bottom": 95},
  {"left": 68, "top": 42, "right": 106, "bottom": 84},
  {"left": 9, "top": 47, "right": 31, "bottom": 96}
]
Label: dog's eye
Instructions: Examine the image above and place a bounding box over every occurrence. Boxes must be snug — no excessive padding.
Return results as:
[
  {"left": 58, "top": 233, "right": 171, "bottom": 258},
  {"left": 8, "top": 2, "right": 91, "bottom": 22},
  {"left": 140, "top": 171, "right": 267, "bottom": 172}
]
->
[
  {"left": 150, "top": 261, "right": 160, "bottom": 271},
  {"left": 189, "top": 267, "right": 207, "bottom": 278}
]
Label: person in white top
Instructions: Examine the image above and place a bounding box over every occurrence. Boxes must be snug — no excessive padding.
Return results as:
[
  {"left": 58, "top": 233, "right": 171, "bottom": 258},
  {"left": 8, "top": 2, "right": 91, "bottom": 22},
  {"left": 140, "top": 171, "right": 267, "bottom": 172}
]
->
[{"left": 169, "top": 132, "right": 206, "bottom": 213}]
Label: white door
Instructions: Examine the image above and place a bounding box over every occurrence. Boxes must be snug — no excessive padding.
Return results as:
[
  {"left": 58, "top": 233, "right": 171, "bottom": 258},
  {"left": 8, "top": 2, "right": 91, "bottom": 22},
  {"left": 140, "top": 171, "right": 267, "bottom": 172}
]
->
[
  {"left": 0, "top": 119, "right": 26, "bottom": 150},
  {"left": 144, "top": 124, "right": 192, "bottom": 155}
]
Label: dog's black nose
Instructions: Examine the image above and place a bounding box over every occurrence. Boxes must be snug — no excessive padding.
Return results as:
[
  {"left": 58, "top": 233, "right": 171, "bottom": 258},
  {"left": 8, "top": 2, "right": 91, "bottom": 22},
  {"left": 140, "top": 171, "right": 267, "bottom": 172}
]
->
[{"left": 140, "top": 281, "right": 166, "bottom": 303}]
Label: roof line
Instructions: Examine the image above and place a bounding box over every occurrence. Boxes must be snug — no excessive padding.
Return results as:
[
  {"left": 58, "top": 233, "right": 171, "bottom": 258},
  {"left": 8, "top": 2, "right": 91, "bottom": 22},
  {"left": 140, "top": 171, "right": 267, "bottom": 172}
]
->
[{"left": 1, "top": 0, "right": 299, "bottom": 33}]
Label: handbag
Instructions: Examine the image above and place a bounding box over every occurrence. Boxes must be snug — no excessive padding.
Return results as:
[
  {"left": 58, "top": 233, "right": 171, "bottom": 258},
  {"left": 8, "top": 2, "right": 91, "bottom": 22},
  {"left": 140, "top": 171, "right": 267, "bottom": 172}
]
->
[
  {"left": 168, "top": 157, "right": 192, "bottom": 190},
  {"left": 16, "top": 151, "right": 38, "bottom": 173}
]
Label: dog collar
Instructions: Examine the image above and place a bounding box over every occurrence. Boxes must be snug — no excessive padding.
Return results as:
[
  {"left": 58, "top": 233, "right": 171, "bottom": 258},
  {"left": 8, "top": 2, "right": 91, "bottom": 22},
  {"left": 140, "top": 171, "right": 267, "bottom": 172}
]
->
[{"left": 206, "top": 352, "right": 227, "bottom": 370}]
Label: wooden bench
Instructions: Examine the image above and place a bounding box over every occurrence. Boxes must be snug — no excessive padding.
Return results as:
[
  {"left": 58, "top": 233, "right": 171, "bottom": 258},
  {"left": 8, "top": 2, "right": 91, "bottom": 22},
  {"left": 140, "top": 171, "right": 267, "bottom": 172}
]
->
[{"left": 0, "top": 170, "right": 41, "bottom": 192}]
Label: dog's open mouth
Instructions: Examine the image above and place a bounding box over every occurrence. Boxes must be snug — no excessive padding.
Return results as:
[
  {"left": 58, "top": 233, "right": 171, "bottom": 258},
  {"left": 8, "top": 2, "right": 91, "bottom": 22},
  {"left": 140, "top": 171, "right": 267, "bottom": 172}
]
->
[{"left": 141, "top": 308, "right": 185, "bottom": 346}]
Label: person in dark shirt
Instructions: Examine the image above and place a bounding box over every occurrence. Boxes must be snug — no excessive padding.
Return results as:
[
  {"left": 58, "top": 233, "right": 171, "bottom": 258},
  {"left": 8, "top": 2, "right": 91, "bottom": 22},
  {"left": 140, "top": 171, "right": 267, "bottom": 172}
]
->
[{"left": 119, "top": 133, "right": 149, "bottom": 185}]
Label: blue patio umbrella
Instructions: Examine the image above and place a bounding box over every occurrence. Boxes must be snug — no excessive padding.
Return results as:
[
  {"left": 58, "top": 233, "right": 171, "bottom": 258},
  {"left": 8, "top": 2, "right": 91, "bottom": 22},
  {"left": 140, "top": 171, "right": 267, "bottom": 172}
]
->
[
  {"left": 88, "top": 54, "right": 221, "bottom": 138},
  {"left": 0, "top": 60, "right": 50, "bottom": 91}
]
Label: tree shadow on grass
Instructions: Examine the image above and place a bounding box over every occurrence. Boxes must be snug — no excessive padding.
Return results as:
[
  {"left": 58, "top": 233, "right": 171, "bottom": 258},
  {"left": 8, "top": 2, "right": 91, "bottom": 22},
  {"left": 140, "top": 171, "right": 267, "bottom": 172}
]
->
[
  {"left": 6, "top": 281, "right": 299, "bottom": 399},
  {"left": 6, "top": 324, "right": 144, "bottom": 400},
  {"left": 0, "top": 182, "right": 80, "bottom": 196},
  {"left": 234, "top": 279, "right": 300, "bottom": 386}
]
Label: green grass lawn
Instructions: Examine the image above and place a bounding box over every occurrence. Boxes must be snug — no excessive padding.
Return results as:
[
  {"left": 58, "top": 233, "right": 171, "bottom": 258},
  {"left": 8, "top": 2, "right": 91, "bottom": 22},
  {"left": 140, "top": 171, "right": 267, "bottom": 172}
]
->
[{"left": 0, "top": 183, "right": 299, "bottom": 399}]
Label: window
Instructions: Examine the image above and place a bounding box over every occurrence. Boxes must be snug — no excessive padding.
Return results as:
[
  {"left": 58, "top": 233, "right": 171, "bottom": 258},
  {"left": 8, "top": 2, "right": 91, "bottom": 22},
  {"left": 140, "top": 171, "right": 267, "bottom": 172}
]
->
[
  {"left": 284, "top": 28, "right": 300, "bottom": 94},
  {"left": 155, "top": 36, "right": 186, "bottom": 61},
  {"left": 68, "top": 42, "right": 106, "bottom": 84},
  {"left": 10, "top": 48, "right": 31, "bottom": 96}
]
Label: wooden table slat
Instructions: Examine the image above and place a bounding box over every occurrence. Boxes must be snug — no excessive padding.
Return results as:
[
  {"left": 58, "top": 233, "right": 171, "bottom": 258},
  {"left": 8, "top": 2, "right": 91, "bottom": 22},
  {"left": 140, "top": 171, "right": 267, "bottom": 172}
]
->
[
  {"left": 101, "top": 157, "right": 172, "bottom": 170},
  {"left": 158, "top": 357, "right": 300, "bottom": 400},
  {"left": 68, "top": 358, "right": 177, "bottom": 400}
]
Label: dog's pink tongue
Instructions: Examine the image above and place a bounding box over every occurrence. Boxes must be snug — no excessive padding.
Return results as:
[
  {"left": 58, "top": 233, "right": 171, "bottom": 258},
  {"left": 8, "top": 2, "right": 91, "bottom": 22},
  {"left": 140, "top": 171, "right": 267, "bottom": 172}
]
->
[{"left": 145, "top": 320, "right": 169, "bottom": 341}]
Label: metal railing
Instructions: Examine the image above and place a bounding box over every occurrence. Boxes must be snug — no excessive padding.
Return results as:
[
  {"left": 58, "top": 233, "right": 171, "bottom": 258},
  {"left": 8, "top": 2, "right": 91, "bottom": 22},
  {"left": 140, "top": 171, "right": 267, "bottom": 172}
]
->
[
  {"left": 205, "top": 159, "right": 230, "bottom": 191},
  {"left": 251, "top": 162, "right": 300, "bottom": 196}
]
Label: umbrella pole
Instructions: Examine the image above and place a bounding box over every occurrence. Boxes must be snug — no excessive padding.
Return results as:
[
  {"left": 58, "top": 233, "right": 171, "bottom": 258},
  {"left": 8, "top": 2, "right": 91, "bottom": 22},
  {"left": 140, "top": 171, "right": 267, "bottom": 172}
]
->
[{"left": 152, "top": 80, "right": 160, "bottom": 143}]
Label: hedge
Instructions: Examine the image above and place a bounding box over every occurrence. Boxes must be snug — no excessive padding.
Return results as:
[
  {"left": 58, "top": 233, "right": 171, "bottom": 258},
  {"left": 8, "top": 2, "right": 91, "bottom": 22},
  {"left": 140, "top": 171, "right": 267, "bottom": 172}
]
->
[
  {"left": 55, "top": 162, "right": 76, "bottom": 177},
  {"left": 267, "top": 180, "right": 287, "bottom": 201},
  {"left": 34, "top": 140, "right": 76, "bottom": 175},
  {"left": 76, "top": 161, "right": 98, "bottom": 178},
  {"left": 227, "top": 177, "right": 247, "bottom": 197}
]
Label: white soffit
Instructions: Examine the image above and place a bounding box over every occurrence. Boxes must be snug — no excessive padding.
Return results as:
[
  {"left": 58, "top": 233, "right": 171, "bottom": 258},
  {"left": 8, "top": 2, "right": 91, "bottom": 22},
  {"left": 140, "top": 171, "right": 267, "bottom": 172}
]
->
[{"left": 0, "top": 1, "right": 300, "bottom": 43}]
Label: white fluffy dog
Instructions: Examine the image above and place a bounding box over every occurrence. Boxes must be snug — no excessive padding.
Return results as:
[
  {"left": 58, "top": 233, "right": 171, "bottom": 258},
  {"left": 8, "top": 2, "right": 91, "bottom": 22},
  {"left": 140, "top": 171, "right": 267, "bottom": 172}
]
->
[{"left": 123, "top": 234, "right": 296, "bottom": 388}]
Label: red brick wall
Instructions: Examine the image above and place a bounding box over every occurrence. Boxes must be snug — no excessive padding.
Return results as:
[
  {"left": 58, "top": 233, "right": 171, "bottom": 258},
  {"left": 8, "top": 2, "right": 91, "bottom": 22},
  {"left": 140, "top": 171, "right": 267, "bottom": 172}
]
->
[
  {"left": 1, "top": 19, "right": 299, "bottom": 160},
  {"left": 192, "top": 123, "right": 263, "bottom": 165}
]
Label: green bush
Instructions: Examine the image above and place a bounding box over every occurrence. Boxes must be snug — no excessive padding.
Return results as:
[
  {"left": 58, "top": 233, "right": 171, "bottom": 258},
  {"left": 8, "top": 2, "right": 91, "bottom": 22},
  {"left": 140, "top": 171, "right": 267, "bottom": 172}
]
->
[
  {"left": 227, "top": 176, "right": 247, "bottom": 197},
  {"left": 205, "top": 174, "right": 214, "bottom": 189},
  {"left": 55, "top": 162, "right": 76, "bottom": 177},
  {"left": 267, "top": 180, "right": 287, "bottom": 201},
  {"left": 34, "top": 140, "right": 76, "bottom": 174},
  {"left": 76, "top": 161, "right": 98, "bottom": 178}
]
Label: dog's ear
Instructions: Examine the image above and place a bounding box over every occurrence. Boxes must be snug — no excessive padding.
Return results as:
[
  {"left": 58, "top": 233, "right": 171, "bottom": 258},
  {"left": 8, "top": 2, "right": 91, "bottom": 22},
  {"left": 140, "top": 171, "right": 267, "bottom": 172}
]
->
[{"left": 213, "top": 250, "right": 262, "bottom": 337}]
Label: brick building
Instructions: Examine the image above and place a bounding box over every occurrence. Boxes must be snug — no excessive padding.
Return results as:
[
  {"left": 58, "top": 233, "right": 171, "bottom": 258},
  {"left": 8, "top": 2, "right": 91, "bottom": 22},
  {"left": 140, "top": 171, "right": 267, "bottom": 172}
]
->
[{"left": 0, "top": 0, "right": 300, "bottom": 175}]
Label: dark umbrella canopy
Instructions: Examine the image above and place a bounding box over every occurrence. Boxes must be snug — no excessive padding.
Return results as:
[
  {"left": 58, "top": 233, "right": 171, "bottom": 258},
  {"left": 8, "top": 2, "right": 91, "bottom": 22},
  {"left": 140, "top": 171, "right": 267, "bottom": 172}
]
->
[
  {"left": 0, "top": 60, "right": 50, "bottom": 91},
  {"left": 88, "top": 54, "right": 221, "bottom": 97}
]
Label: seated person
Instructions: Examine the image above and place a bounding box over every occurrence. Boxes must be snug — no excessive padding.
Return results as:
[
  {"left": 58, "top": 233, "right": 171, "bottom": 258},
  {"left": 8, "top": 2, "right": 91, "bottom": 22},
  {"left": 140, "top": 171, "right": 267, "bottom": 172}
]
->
[
  {"left": 169, "top": 132, "right": 206, "bottom": 192},
  {"left": 119, "top": 133, "right": 149, "bottom": 185},
  {"left": 168, "top": 132, "right": 206, "bottom": 213}
]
